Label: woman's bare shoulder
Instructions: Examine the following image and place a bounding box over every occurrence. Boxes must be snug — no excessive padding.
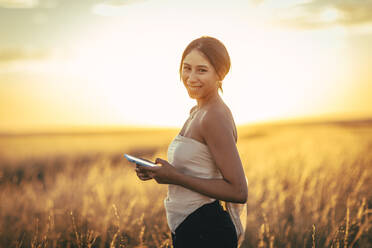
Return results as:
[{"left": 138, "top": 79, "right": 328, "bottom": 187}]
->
[
  {"left": 200, "top": 104, "right": 230, "bottom": 129},
  {"left": 201, "top": 104, "right": 237, "bottom": 141}
]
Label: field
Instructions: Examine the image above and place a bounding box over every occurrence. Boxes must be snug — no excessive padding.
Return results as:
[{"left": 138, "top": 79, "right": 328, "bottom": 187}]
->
[{"left": 0, "top": 120, "right": 371, "bottom": 248}]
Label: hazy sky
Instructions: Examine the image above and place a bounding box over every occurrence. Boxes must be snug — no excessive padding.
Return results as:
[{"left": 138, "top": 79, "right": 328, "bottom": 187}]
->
[{"left": 0, "top": 0, "right": 371, "bottom": 131}]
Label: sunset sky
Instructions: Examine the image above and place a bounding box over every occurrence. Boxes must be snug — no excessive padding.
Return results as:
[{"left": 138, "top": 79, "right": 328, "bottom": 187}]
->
[{"left": 0, "top": 0, "right": 371, "bottom": 132}]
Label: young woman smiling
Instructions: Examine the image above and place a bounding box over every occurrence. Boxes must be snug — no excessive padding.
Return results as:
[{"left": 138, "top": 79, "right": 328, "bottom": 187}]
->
[{"left": 135, "top": 36, "right": 248, "bottom": 248}]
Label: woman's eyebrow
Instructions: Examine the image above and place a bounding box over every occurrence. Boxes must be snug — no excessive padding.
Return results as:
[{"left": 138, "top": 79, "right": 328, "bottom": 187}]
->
[{"left": 183, "top": 63, "right": 209, "bottom": 68}]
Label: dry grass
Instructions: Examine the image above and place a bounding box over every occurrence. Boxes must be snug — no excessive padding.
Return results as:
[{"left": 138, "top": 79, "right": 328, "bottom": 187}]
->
[{"left": 0, "top": 121, "right": 371, "bottom": 247}]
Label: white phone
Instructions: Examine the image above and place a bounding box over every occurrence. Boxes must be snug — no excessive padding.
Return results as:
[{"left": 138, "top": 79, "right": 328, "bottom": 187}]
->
[{"left": 123, "top": 154, "right": 159, "bottom": 167}]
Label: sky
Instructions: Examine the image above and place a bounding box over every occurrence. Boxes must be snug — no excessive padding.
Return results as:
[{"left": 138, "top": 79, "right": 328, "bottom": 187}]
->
[{"left": 0, "top": 0, "right": 371, "bottom": 132}]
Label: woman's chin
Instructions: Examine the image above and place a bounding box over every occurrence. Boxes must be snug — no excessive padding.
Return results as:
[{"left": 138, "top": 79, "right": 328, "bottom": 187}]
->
[{"left": 188, "top": 92, "right": 199, "bottom": 99}]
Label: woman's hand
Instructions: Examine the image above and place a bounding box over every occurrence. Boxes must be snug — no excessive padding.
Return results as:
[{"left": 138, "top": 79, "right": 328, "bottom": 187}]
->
[
  {"left": 135, "top": 165, "right": 153, "bottom": 181},
  {"left": 134, "top": 158, "right": 155, "bottom": 181},
  {"left": 138, "top": 158, "right": 180, "bottom": 185}
]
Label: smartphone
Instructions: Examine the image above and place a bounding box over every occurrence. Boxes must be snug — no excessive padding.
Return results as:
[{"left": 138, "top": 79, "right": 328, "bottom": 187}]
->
[{"left": 123, "top": 154, "right": 159, "bottom": 167}]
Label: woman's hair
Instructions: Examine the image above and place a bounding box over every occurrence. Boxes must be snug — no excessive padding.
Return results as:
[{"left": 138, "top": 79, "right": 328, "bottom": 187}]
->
[{"left": 179, "top": 36, "right": 231, "bottom": 93}]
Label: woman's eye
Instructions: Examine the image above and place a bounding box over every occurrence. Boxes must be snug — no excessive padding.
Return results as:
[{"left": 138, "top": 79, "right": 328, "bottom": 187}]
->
[{"left": 182, "top": 67, "right": 206, "bottom": 73}]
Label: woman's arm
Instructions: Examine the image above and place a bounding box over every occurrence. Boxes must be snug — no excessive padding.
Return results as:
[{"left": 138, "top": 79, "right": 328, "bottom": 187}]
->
[
  {"left": 138, "top": 110, "right": 248, "bottom": 203},
  {"left": 199, "top": 109, "right": 248, "bottom": 203}
]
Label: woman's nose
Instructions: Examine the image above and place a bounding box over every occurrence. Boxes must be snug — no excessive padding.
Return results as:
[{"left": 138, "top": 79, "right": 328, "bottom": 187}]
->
[{"left": 187, "top": 71, "right": 198, "bottom": 84}]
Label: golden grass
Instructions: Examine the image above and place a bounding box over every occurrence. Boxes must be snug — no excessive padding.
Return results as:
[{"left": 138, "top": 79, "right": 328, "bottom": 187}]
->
[{"left": 0, "top": 122, "right": 371, "bottom": 247}]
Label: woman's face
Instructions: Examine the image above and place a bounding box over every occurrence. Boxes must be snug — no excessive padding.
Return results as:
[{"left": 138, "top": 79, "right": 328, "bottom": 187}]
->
[{"left": 181, "top": 49, "right": 220, "bottom": 100}]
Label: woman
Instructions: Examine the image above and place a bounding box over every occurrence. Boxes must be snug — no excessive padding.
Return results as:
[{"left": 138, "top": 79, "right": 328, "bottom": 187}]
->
[{"left": 135, "top": 36, "right": 248, "bottom": 248}]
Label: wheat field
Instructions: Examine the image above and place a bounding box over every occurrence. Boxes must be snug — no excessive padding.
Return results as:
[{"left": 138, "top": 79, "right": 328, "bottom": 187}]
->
[{"left": 0, "top": 121, "right": 371, "bottom": 248}]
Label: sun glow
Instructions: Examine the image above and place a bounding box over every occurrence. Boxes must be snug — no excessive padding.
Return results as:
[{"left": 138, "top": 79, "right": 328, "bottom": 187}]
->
[
  {"left": 1, "top": 22, "right": 354, "bottom": 130},
  {"left": 320, "top": 8, "right": 341, "bottom": 23},
  {"left": 1, "top": 1, "right": 370, "bottom": 132}
]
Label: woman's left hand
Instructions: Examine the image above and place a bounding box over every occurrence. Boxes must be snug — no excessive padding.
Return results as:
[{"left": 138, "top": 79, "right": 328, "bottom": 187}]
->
[{"left": 138, "top": 158, "right": 179, "bottom": 185}]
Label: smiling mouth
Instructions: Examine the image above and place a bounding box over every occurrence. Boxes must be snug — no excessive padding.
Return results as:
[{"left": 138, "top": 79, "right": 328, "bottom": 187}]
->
[{"left": 187, "top": 85, "right": 202, "bottom": 91}]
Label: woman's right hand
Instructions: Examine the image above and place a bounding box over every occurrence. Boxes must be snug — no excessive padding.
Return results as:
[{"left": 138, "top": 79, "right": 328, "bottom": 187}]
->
[{"left": 135, "top": 164, "right": 153, "bottom": 181}]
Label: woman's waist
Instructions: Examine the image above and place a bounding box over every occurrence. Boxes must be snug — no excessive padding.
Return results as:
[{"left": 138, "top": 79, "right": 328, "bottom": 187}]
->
[{"left": 166, "top": 185, "right": 215, "bottom": 205}]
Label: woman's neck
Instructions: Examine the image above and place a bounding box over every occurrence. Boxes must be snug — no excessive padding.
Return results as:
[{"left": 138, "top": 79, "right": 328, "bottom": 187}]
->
[{"left": 196, "top": 92, "right": 222, "bottom": 110}]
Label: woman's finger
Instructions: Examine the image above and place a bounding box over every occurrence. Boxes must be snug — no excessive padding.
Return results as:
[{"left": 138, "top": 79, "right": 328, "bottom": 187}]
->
[
  {"left": 137, "top": 165, "right": 158, "bottom": 173},
  {"left": 155, "top": 158, "right": 172, "bottom": 167},
  {"left": 136, "top": 164, "right": 152, "bottom": 172},
  {"left": 139, "top": 174, "right": 152, "bottom": 180},
  {"left": 155, "top": 158, "right": 165, "bottom": 165},
  {"left": 137, "top": 171, "right": 148, "bottom": 177},
  {"left": 135, "top": 169, "right": 153, "bottom": 180},
  {"left": 139, "top": 172, "right": 149, "bottom": 178}
]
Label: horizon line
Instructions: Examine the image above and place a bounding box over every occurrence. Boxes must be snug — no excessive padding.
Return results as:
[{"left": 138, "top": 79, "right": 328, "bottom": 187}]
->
[{"left": 1, "top": 115, "right": 371, "bottom": 136}]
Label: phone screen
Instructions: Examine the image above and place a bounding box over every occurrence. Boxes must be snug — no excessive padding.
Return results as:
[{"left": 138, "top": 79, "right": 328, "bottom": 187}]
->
[{"left": 124, "top": 154, "right": 158, "bottom": 167}]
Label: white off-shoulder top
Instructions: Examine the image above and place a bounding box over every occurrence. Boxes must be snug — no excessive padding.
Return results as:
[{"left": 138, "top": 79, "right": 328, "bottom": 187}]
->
[{"left": 164, "top": 134, "right": 247, "bottom": 246}]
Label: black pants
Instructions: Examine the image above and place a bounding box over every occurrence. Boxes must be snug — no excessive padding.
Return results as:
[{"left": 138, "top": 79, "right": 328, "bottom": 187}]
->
[{"left": 171, "top": 200, "right": 237, "bottom": 248}]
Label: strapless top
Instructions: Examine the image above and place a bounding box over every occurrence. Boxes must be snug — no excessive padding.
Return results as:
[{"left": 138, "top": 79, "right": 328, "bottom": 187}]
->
[{"left": 164, "top": 134, "right": 247, "bottom": 246}]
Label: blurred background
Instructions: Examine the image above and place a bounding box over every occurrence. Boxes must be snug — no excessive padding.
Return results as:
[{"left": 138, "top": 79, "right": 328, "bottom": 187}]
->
[
  {"left": 0, "top": 0, "right": 371, "bottom": 132},
  {"left": 0, "top": 0, "right": 371, "bottom": 247}
]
